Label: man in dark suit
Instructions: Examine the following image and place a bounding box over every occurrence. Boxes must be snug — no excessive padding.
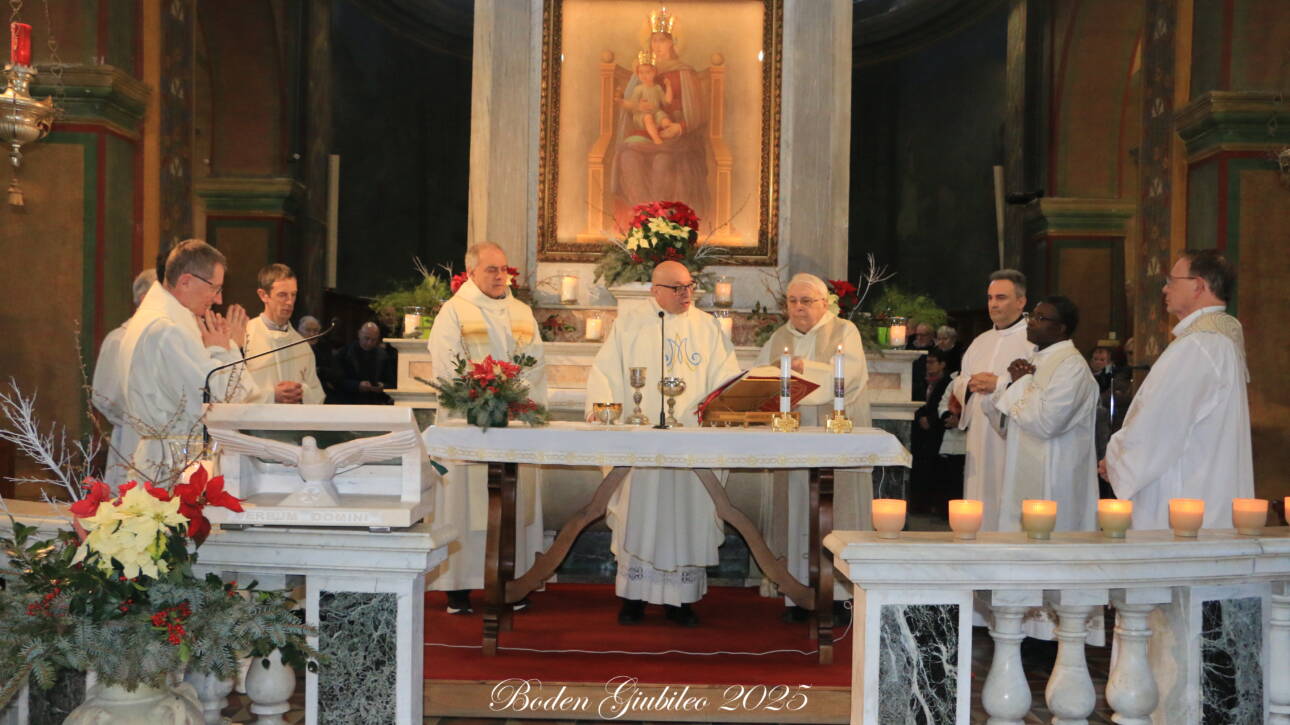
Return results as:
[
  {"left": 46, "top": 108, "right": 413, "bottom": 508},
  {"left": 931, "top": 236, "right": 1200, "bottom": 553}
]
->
[{"left": 911, "top": 348, "right": 953, "bottom": 514}]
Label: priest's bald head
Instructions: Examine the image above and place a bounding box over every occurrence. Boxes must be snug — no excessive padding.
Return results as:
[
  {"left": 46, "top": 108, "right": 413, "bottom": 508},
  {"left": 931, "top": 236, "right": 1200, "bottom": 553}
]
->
[
  {"left": 1164, "top": 249, "right": 1233, "bottom": 320},
  {"left": 164, "top": 239, "right": 226, "bottom": 317},
  {"left": 651, "top": 261, "right": 695, "bottom": 315}
]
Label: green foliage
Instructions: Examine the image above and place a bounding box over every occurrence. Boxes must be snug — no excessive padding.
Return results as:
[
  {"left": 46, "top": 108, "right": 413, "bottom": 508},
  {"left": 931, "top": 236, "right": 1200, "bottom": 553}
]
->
[
  {"left": 427, "top": 354, "right": 550, "bottom": 429},
  {"left": 369, "top": 266, "right": 453, "bottom": 336},
  {"left": 869, "top": 286, "right": 949, "bottom": 330}
]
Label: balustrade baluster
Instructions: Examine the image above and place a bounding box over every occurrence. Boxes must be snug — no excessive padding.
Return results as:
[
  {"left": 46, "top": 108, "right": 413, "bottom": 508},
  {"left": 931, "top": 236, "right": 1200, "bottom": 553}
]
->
[
  {"left": 1044, "top": 589, "right": 1107, "bottom": 725},
  {"left": 1106, "top": 588, "right": 1170, "bottom": 724},
  {"left": 982, "top": 590, "right": 1041, "bottom": 724},
  {"left": 1270, "top": 582, "right": 1290, "bottom": 724}
]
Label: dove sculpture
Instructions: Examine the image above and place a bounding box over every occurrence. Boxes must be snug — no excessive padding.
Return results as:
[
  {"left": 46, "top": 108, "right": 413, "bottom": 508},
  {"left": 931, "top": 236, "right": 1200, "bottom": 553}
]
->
[{"left": 209, "top": 429, "right": 421, "bottom": 507}]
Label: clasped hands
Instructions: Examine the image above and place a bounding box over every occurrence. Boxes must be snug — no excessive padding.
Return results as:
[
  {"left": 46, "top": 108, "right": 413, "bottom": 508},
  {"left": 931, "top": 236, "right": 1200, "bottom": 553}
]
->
[{"left": 197, "top": 304, "right": 248, "bottom": 351}]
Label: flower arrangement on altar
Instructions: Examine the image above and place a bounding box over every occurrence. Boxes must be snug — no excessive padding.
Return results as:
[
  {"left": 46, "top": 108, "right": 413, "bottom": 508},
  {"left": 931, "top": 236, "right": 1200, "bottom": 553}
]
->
[
  {"left": 427, "top": 354, "right": 549, "bottom": 429},
  {"left": 818, "top": 257, "right": 947, "bottom": 349},
  {"left": 0, "top": 386, "right": 317, "bottom": 710},
  {"left": 593, "top": 201, "right": 724, "bottom": 287}
]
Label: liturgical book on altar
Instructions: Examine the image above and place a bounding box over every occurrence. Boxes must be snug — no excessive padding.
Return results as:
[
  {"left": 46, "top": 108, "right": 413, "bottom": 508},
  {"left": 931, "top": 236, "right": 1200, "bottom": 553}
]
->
[{"left": 697, "top": 365, "right": 820, "bottom": 426}]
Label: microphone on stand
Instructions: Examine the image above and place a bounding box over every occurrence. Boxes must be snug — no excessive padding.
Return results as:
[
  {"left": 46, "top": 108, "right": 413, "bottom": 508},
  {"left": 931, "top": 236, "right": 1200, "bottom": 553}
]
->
[{"left": 653, "top": 310, "right": 668, "bottom": 429}]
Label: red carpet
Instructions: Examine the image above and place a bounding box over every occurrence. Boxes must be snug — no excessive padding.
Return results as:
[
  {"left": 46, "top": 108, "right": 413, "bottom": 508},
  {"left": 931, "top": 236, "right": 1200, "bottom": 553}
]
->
[{"left": 424, "top": 583, "right": 852, "bottom": 686}]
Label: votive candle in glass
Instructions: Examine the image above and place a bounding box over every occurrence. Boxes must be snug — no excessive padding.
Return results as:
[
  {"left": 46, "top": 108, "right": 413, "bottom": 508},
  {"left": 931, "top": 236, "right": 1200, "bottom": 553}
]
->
[
  {"left": 584, "top": 313, "right": 604, "bottom": 341},
  {"left": 1168, "top": 498, "right": 1205, "bottom": 537},
  {"left": 560, "top": 274, "right": 578, "bottom": 304},
  {"left": 1231, "top": 498, "right": 1268, "bottom": 536},
  {"left": 1097, "top": 499, "right": 1133, "bottom": 539},
  {"left": 713, "top": 277, "right": 733, "bottom": 308},
  {"left": 872, "top": 498, "right": 906, "bottom": 539},
  {"left": 888, "top": 316, "right": 908, "bottom": 347},
  {"left": 948, "top": 499, "right": 983, "bottom": 540},
  {"left": 1021, "top": 499, "right": 1058, "bottom": 540}
]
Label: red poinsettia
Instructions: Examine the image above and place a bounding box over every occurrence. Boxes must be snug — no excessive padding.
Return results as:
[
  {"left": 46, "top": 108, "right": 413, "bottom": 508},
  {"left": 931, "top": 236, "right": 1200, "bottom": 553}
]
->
[
  {"left": 450, "top": 271, "right": 469, "bottom": 293},
  {"left": 69, "top": 479, "right": 114, "bottom": 518},
  {"left": 172, "top": 466, "right": 244, "bottom": 544},
  {"left": 828, "top": 279, "right": 858, "bottom": 299}
]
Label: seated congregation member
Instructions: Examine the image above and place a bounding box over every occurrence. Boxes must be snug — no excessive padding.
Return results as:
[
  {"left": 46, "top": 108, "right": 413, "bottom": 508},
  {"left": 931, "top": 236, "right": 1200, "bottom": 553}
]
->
[
  {"left": 243, "top": 264, "right": 324, "bottom": 404},
  {"left": 424, "top": 242, "right": 546, "bottom": 615},
  {"left": 754, "top": 273, "right": 869, "bottom": 620},
  {"left": 332, "top": 322, "right": 397, "bottom": 405},
  {"left": 297, "top": 315, "right": 338, "bottom": 401},
  {"left": 92, "top": 268, "right": 157, "bottom": 488},
  {"left": 585, "top": 260, "right": 739, "bottom": 627}
]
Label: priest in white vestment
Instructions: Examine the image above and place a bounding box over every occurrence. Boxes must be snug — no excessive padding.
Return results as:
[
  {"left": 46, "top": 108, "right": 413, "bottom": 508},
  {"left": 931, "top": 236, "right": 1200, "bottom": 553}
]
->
[
  {"left": 585, "top": 260, "right": 740, "bottom": 626},
  {"left": 985, "top": 296, "right": 1098, "bottom": 533},
  {"left": 754, "top": 273, "right": 870, "bottom": 616},
  {"left": 118, "top": 240, "right": 258, "bottom": 484},
  {"left": 242, "top": 264, "right": 324, "bottom": 404},
  {"left": 92, "top": 269, "right": 156, "bottom": 489},
  {"left": 424, "top": 242, "right": 547, "bottom": 615},
  {"left": 1104, "top": 250, "right": 1253, "bottom": 529},
  {"left": 950, "top": 269, "right": 1033, "bottom": 531}
]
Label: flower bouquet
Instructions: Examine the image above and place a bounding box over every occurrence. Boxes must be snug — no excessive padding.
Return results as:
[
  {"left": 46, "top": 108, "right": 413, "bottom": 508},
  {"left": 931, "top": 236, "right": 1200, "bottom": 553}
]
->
[
  {"left": 0, "top": 467, "right": 317, "bottom": 709},
  {"left": 593, "top": 201, "right": 724, "bottom": 287},
  {"left": 427, "top": 354, "right": 549, "bottom": 429}
]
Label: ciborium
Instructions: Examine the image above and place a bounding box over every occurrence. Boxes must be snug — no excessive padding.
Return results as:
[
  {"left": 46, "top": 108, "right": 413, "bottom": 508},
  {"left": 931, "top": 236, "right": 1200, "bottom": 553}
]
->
[
  {"left": 592, "top": 402, "right": 622, "bottom": 427},
  {"left": 657, "top": 376, "right": 686, "bottom": 427},
  {"left": 626, "top": 367, "right": 650, "bottom": 425}
]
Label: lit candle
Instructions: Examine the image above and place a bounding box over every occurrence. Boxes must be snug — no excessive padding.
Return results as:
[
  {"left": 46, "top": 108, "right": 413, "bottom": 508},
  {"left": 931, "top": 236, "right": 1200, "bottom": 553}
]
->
[
  {"left": 832, "top": 344, "right": 845, "bottom": 412},
  {"left": 1097, "top": 499, "right": 1133, "bottom": 539},
  {"left": 585, "top": 314, "right": 604, "bottom": 341},
  {"left": 872, "top": 498, "right": 906, "bottom": 539},
  {"left": 1021, "top": 499, "right": 1057, "bottom": 540},
  {"left": 1231, "top": 498, "right": 1267, "bottom": 536},
  {"left": 1168, "top": 498, "right": 1205, "bottom": 537},
  {"left": 717, "top": 314, "right": 733, "bottom": 338},
  {"left": 779, "top": 347, "right": 791, "bottom": 413},
  {"left": 560, "top": 274, "right": 578, "bottom": 304},
  {"left": 714, "top": 278, "right": 733, "bottom": 308},
  {"left": 948, "top": 499, "right": 983, "bottom": 540},
  {"left": 10, "top": 22, "right": 32, "bottom": 67},
  {"left": 888, "top": 317, "right": 907, "bottom": 347}
]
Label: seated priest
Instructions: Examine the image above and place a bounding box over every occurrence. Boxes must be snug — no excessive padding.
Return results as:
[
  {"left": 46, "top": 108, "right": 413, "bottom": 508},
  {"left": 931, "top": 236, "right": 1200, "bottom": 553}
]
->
[
  {"left": 119, "top": 239, "right": 259, "bottom": 483},
  {"left": 243, "top": 264, "right": 325, "bottom": 404},
  {"left": 585, "top": 260, "right": 740, "bottom": 627},
  {"left": 755, "top": 273, "right": 870, "bottom": 620},
  {"left": 425, "top": 242, "right": 547, "bottom": 615},
  {"left": 92, "top": 268, "right": 157, "bottom": 488}
]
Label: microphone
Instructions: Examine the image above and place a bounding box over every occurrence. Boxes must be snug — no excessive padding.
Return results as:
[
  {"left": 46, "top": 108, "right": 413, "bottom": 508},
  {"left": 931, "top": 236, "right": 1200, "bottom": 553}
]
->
[
  {"left": 202, "top": 318, "right": 338, "bottom": 406},
  {"left": 653, "top": 310, "right": 668, "bottom": 429}
]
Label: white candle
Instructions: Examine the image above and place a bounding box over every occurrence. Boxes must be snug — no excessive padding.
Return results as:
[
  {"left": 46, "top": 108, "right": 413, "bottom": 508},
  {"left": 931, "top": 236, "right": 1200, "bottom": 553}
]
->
[
  {"left": 1231, "top": 498, "right": 1267, "bottom": 536},
  {"left": 585, "top": 315, "right": 604, "bottom": 341},
  {"left": 714, "top": 279, "right": 733, "bottom": 307},
  {"left": 560, "top": 274, "right": 578, "bottom": 304},
  {"left": 1097, "top": 499, "right": 1133, "bottom": 539},
  {"left": 832, "top": 344, "right": 845, "bottom": 412},
  {"left": 889, "top": 317, "right": 907, "bottom": 347},
  {"left": 872, "top": 498, "right": 906, "bottom": 539},
  {"left": 717, "top": 315, "right": 733, "bottom": 338},
  {"left": 402, "top": 313, "right": 421, "bottom": 337},
  {"left": 1168, "top": 498, "right": 1205, "bottom": 537},
  {"left": 779, "top": 347, "right": 791, "bottom": 413},
  {"left": 1021, "top": 499, "right": 1057, "bottom": 540},
  {"left": 948, "top": 499, "right": 982, "bottom": 540}
]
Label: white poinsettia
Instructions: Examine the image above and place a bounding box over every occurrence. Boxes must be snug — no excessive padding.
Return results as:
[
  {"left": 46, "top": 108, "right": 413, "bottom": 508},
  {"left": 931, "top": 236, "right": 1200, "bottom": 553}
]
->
[
  {"left": 827, "top": 293, "right": 840, "bottom": 315},
  {"left": 626, "top": 227, "right": 651, "bottom": 251},
  {"left": 72, "top": 487, "right": 188, "bottom": 579}
]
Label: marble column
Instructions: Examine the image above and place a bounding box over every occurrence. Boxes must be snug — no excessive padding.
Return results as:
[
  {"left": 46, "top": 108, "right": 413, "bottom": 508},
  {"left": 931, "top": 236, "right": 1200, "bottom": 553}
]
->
[
  {"left": 982, "top": 589, "right": 1041, "bottom": 724},
  {"left": 1270, "top": 581, "right": 1290, "bottom": 725},
  {"left": 1044, "top": 589, "right": 1108, "bottom": 725},
  {"left": 1107, "top": 588, "right": 1170, "bottom": 725}
]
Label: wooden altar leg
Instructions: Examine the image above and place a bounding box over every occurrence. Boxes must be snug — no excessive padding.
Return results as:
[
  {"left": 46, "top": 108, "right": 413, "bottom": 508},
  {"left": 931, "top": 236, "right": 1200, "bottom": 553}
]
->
[
  {"left": 507, "top": 467, "right": 631, "bottom": 602},
  {"left": 809, "top": 467, "right": 835, "bottom": 665},
  {"left": 482, "top": 461, "right": 517, "bottom": 655}
]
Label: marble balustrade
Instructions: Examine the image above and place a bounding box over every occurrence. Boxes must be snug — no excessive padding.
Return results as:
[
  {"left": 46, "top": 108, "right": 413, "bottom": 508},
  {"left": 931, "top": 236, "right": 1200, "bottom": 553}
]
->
[{"left": 825, "top": 528, "right": 1290, "bottom": 724}]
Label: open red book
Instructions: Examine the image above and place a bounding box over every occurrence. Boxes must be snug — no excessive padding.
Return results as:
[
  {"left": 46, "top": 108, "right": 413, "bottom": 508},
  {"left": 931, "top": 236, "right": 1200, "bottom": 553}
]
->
[{"left": 696, "top": 365, "right": 820, "bottom": 426}]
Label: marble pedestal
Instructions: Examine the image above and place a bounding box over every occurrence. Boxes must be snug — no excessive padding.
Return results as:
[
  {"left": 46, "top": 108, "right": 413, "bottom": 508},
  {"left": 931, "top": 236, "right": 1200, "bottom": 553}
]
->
[{"left": 194, "top": 522, "right": 453, "bottom": 725}]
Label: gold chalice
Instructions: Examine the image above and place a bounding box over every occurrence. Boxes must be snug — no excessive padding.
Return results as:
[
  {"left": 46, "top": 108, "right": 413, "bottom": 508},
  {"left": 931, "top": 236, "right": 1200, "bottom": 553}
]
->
[
  {"left": 593, "top": 402, "right": 623, "bottom": 427},
  {"left": 626, "top": 367, "right": 650, "bottom": 425},
  {"left": 657, "top": 376, "right": 686, "bottom": 427}
]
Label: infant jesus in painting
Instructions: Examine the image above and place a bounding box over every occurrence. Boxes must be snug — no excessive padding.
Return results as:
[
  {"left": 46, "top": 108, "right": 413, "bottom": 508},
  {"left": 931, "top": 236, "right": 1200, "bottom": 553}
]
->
[{"left": 623, "top": 50, "right": 683, "bottom": 145}]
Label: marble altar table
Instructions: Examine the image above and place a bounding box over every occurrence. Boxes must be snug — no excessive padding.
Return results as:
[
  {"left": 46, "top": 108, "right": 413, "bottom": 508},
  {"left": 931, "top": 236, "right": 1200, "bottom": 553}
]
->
[{"left": 421, "top": 422, "right": 910, "bottom": 664}]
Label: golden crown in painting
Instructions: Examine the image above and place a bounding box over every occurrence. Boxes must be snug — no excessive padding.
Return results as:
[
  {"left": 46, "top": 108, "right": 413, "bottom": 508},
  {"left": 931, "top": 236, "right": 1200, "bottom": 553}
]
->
[
  {"left": 636, "top": 49, "right": 657, "bottom": 67},
  {"left": 649, "top": 6, "right": 676, "bottom": 35}
]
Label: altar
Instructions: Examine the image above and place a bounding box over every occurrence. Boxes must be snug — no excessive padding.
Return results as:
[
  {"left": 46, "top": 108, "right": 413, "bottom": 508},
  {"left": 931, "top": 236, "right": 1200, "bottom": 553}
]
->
[{"left": 421, "top": 421, "right": 910, "bottom": 665}]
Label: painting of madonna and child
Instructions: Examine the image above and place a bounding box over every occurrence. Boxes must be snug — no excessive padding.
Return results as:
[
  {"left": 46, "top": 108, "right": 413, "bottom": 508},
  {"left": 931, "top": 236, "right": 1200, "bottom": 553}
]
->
[{"left": 539, "top": 0, "right": 779, "bottom": 263}]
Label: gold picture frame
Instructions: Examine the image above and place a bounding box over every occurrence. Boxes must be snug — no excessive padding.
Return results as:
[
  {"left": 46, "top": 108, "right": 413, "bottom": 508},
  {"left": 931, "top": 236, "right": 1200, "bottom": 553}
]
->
[{"left": 537, "top": 0, "right": 782, "bottom": 265}]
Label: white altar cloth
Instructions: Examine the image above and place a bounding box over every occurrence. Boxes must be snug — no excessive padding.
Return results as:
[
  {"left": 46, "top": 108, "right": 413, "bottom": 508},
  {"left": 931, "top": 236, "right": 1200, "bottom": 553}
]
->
[{"left": 421, "top": 421, "right": 911, "bottom": 469}]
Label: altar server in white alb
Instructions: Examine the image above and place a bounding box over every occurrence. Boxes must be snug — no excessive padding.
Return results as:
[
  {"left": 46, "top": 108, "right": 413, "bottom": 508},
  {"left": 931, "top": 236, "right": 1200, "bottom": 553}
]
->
[
  {"left": 91, "top": 268, "right": 157, "bottom": 488},
  {"left": 425, "top": 242, "right": 547, "bottom": 615},
  {"left": 1103, "top": 250, "right": 1253, "bottom": 529},
  {"left": 754, "top": 273, "right": 869, "bottom": 618},
  {"left": 949, "top": 269, "right": 1034, "bottom": 531},
  {"left": 243, "top": 264, "right": 324, "bottom": 405},
  {"left": 986, "top": 296, "right": 1098, "bottom": 532},
  {"left": 586, "top": 260, "right": 740, "bottom": 627},
  {"left": 118, "top": 240, "right": 259, "bottom": 482}
]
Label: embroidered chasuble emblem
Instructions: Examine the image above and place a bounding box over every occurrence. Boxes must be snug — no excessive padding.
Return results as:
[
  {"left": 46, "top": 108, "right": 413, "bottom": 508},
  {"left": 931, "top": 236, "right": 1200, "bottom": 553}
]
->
[{"left": 665, "top": 334, "right": 702, "bottom": 372}]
